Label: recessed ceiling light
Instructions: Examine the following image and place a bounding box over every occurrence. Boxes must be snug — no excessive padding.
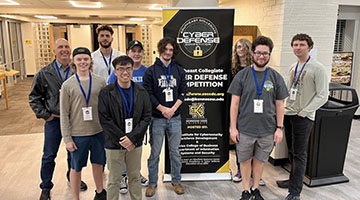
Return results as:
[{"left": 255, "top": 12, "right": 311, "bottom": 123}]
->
[
  {"left": 35, "top": 15, "right": 58, "bottom": 19},
  {"left": 149, "top": 4, "right": 161, "bottom": 10},
  {"left": 69, "top": 0, "right": 101, "bottom": 8},
  {"left": 129, "top": 18, "right": 147, "bottom": 21},
  {"left": 0, "top": 0, "right": 19, "bottom": 6}
]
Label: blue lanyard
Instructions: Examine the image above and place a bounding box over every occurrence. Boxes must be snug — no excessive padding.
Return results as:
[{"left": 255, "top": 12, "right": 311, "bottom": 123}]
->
[
  {"left": 251, "top": 65, "right": 268, "bottom": 98},
  {"left": 293, "top": 56, "right": 311, "bottom": 87},
  {"left": 75, "top": 72, "right": 92, "bottom": 107},
  {"left": 116, "top": 82, "right": 133, "bottom": 119},
  {"left": 162, "top": 62, "right": 171, "bottom": 87},
  {"left": 55, "top": 61, "right": 70, "bottom": 82},
  {"left": 100, "top": 50, "right": 113, "bottom": 75}
]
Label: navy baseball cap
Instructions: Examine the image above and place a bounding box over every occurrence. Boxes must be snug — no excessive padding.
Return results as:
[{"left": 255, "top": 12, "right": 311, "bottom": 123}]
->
[{"left": 127, "top": 40, "right": 144, "bottom": 51}]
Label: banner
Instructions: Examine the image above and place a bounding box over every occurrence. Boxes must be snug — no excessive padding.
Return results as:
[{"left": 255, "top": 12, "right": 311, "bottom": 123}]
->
[{"left": 163, "top": 8, "right": 234, "bottom": 180}]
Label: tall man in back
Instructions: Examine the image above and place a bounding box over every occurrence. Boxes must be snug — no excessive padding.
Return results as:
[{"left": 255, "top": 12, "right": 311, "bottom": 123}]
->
[
  {"left": 92, "top": 25, "right": 124, "bottom": 81},
  {"left": 143, "top": 37, "right": 187, "bottom": 197},
  {"left": 29, "top": 39, "right": 87, "bottom": 200},
  {"left": 276, "top": 33, "right": 329, "bottom": 200},
  {"left": 228, "top": 36, "right": 289, "bottom": 200}
]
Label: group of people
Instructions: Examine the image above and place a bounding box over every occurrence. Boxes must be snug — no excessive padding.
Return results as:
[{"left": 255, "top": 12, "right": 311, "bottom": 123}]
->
[
  {"left": 29, "top": 25, "right": 186, "bottom": 200},
  {"left": 29, "top": 23, "right": 328, "bottom": 200},
  {"left": 228, "top": 34, "right": 328, "bottom": 200}
]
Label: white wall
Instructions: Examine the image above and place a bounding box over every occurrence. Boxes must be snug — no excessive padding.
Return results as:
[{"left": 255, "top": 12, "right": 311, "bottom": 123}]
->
[
  {"left": 67, "top": 25, "right": 92, "bottom": 51},
  {"left": 21, "top": 23, "right": 37, "bottom": 76}
]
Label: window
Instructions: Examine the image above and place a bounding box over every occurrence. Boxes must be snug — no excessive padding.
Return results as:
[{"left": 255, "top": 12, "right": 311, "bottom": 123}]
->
[{"left": 334, "top": 20, "right": 346, "bottom": 52}]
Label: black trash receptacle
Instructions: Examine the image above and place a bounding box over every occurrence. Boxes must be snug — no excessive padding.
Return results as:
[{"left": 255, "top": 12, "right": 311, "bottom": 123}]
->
[{"left": 304, "top": 83, "right": 359, "bottom": 187}]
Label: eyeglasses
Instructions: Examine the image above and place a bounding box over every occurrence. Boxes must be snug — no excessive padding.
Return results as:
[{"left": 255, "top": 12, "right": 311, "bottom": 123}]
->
[
  {"left": 253, "top": 51, "right": 270, "bottom": 57},
  {"left": 115, "top": 67, "right": 133, "bottom": 73}
]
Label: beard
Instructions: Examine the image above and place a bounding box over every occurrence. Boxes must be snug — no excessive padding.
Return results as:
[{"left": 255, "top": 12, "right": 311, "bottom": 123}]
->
[
  {"left": 100, "top": 41, "right": 112, "bottom": 49},
  {"left": 253, "top": 59, "right": 269, "bottom": 68}
]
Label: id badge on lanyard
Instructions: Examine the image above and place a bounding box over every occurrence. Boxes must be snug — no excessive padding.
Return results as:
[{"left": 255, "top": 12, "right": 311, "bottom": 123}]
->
[
  {"left": 76, "top": 72, "right": 92, "bottom": 121},
  {"left": 125, "top": 118, "right": 133, "bottom": 134},
  {"left": 289, "top": 87, "right": 298, "bottom": 100},
  {"left": 165, "top": 87, "right": 173, "bottom": 102},
  {"left": 254, "top": 99, "right": 263, "bottom": 113},
  {"left": 82, "top": 107, "right": 93, "bottom": 121}
]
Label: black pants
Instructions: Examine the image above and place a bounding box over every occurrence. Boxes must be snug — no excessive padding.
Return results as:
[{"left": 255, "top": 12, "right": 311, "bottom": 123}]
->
[{"left": 284, "top": 115, "right": 313, "bottom": 196}]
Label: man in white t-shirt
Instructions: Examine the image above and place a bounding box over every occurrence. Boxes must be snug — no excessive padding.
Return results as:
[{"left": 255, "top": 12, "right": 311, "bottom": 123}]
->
[{"left": 92, "top": 25, "right": 124, "bottom": 81}]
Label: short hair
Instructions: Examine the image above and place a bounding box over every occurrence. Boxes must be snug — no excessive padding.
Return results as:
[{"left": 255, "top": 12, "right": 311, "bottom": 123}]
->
[
  {"left": 96, "top": 25, "right": 114, "bottom": 35},
  {"left": 251, "top": 36, "right": 274, "bottom": 53},
  {"left": 112, "top": 55, "right": 134, "bottom": 68},
  {"left": 291, "top": 33, "right": 314, "bottom": 47},
  {"left": 157, "top": 37, "right": 178, "bottom": 56}
]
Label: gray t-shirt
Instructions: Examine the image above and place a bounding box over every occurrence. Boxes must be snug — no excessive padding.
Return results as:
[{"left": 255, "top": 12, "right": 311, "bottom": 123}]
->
[{"left": 227, "top": 66, "right": 289, "bottom": 137}]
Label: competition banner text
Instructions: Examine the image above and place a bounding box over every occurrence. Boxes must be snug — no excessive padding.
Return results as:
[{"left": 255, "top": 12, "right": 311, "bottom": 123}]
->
[{"left": 163, "top": 8, "right": 234, "bottom": 173}]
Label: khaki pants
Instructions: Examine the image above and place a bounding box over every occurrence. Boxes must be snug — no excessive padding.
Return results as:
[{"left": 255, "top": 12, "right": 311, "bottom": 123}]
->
[{"left": 106, "top": 147, "right": 142, "bottom": 200}]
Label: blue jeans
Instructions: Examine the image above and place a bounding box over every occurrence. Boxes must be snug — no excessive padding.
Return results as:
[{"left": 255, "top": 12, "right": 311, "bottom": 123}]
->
[
  {"left": 284, "top": 115, "right": 314, "bottom": 196},
  {"left": 147, "top": 115, "right": 182, "bottom": 186},
  {"left": 40, "top": 118, "right": 71, "bottom": 190}
]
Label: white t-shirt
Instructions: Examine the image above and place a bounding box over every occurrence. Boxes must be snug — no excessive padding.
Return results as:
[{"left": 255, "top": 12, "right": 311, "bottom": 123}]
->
[{"left": 92, "top": 48, "right": 125, "bottom": 81}]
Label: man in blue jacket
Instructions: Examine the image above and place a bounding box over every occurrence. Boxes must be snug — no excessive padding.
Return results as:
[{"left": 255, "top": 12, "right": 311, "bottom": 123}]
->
[{"left": 143, "top": 37, "right": 187, "bottom": 197}]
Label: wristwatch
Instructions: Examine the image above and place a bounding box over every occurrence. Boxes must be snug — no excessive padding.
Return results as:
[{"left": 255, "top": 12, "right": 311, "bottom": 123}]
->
[{"left": 276, "top": 125, "right": 284, "bottom": 130}]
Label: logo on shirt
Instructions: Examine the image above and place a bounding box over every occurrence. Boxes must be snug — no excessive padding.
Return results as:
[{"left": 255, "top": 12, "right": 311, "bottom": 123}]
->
[
  {"left": 177, "top": 17, "right": 220, "bottom": 59},
  {"left": 189, "top": 103, "right": 205, "bottom": 118},
  {"left": 264, "top": 80, "right": 274, "bottom": 91},
  {"left": 158, "top": 75, "right": 177, "bottom": 88}
]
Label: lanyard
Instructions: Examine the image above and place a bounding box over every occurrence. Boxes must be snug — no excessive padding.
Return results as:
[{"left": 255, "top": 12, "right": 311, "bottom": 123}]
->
[
  {"left": 293, "top": 56, "right": 311, "bottom": 87},
  {"left": 117, "top": 82, "right": 133, "bottom": 119},
  {"left": 162, "top": 62, "right": 171, "bottom": 87},
  {"left": 251, "top": 65, "right": 268, "bottom": 98},
  {"left": 75, "top": 72, "right": 92, "bottom": 107},
  {"left": 55, "top": 61, "right": 70, "bottom": 82},
  {"left": 100, "top": 50, "right": 113, "bottom": 75}
]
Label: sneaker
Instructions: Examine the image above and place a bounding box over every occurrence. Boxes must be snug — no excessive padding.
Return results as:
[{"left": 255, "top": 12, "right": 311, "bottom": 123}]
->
[
  {"left": 39, "top": 190, "right": 50, "bottom": 200},
  {"left": 172, "top": 183, "right": 184, "bottom": 195},
  {"left": 94, "top": 189, "right": 107, "bottom": 200},
  {"left": 67, "top": 179, "right": 88, "bottom": 191},
  {"left": 251, "top": 188, "right": 264, "bottom": 200},
  {"left": 285, "top": 193, "right": 300, "bottom": 200},
  {"left": 259, "top": 178, "right": 266, "bottom": 186},
  {"left": 120, "top": 176, "right": 128, "bottom": 194},
  {"left": 145, "top": 186, "right": 156, "bottom": 197},
  {"left": 140, "top": 174, "right": 149, "bottom": 187},
  {"left": 233, "top": 170, "right": 242, "bottom": 183},
  {"left": 276, "top": 179, "right": 290, "bottom": 188},
  {"left": 240, "top": 190, "right": 251, "bottom": 200},
  {"left": 80, "top": 181, "right": 88, "bottom": 191}
]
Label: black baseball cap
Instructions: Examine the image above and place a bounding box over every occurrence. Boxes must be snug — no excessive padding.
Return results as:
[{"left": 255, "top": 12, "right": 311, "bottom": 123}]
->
[
  {"left": 72, "top": 47, "right": 91, "bottom": 58},
  {"left": 127, "top": 40, "right": 144, "bottom": 51}
]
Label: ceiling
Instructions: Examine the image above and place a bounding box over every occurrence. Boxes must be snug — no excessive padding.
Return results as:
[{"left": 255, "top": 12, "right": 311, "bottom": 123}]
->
[{"left": 0, "top": 0, "right": 169, "bottom": 24}]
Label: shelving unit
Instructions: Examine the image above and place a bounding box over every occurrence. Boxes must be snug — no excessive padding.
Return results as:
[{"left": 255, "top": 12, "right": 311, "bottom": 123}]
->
[
  {"left": 35, "top": 23, "right": 51, "bottom": 71},
  {"left": 141, "top": 25, "right": 152, "bottom": 66}
]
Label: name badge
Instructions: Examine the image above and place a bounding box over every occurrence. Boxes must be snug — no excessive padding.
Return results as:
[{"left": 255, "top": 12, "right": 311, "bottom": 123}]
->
[
  {"left": 125, "top": 118, "right": 133, "bottom": 134},
  {"left": 289, "top": 88, "right": 297, "bottom": 101},
  {"left": 165, "top": 88, "right": 173, "bottom": 102},
  {"left": 82, "top": 107, "right": 93, "bottom": 121},
  {"left": 253, "top": 99, "right": 263, "bottom": 113}
]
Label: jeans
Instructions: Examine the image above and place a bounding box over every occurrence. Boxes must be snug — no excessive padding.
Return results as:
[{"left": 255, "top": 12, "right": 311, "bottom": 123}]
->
[
  {"left": 40, "top": 117, "right": 71, "bottom": 190},
  {"left": 284, "top": 115, "right": 314, "bottom": 196},
  {"left": 147, "top": 115, "right": 182, "bottom": 186}
]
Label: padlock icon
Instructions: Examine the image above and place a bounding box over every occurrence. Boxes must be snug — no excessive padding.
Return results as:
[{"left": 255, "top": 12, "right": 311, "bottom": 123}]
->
[{"left": 193, "top": 45, "right": 203, "bottom": 56}]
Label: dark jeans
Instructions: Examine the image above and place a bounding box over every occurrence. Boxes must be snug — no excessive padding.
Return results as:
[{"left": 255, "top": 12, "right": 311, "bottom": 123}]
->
[
  {"left": 40, "top": 117, "right": 71, "bottom": 190},
  {"left": 284, "top": 115, "right": 314, "bottom": 196}
]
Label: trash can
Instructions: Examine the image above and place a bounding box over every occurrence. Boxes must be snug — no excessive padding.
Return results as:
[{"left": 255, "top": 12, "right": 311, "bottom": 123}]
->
[{"left": 304, "top": 83, "right": 359, "bottom": 187}]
